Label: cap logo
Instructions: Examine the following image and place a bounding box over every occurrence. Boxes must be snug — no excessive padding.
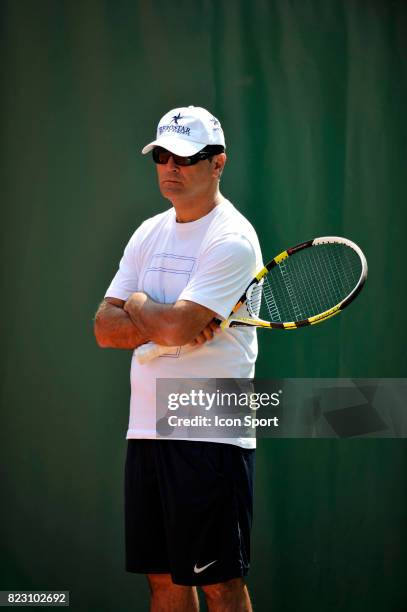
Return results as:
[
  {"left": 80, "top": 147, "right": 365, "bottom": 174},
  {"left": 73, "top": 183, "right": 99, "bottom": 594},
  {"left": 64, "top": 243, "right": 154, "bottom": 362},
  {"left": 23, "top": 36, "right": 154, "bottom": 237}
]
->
[
  {"left": 159, "top": 113, "right": 191, "bottom": 137},
  {"left": 210, "top": 116, "right": 222, "bottom": 133},
  {"left": 170, "top": 113, "right": 183, "bottom": 125}
]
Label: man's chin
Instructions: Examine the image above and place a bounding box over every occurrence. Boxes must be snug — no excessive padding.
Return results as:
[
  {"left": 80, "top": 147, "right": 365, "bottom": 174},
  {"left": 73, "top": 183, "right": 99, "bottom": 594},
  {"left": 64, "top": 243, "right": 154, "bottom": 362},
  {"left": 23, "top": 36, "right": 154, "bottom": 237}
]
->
[{"left": 160, "top": 184, "right": 185, "bottom": 198}]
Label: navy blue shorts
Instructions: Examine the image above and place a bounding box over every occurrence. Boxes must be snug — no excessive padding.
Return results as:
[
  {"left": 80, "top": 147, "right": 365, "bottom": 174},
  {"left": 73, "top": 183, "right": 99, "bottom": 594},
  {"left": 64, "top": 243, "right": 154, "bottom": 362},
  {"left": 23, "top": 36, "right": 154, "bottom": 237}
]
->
[{"left": 124, "top": 439, "right": 255, "bottom": 586}]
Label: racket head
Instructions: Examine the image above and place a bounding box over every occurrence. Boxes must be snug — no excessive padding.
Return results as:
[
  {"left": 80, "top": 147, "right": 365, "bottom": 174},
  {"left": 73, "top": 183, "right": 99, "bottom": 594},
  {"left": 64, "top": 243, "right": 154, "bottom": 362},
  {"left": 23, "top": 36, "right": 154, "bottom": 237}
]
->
[{"left": 224, "top": 236, "right": 368, "bottom": 329}]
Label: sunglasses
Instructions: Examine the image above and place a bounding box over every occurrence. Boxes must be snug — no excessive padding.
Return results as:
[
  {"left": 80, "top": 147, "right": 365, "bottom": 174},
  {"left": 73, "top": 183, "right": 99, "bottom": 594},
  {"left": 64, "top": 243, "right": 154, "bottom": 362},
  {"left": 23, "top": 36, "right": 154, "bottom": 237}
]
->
[{"left": 152, "top": 147, "right": 214, "bottom": 166}]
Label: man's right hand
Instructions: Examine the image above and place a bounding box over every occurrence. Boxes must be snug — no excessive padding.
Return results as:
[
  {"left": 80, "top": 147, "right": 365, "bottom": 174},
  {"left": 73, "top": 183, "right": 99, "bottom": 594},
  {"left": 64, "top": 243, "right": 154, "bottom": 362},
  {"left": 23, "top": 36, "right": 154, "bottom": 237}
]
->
[{"left": 189, "top": 320, "right": 221, "bottom": 346}]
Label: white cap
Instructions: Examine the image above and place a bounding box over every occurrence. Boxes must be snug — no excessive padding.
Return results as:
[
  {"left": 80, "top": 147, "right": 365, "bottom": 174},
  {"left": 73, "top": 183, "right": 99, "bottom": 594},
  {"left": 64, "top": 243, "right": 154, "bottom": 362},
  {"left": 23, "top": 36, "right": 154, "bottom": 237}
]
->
[{"left": 141, "top": 106, "right": 226, "bottom": 155}]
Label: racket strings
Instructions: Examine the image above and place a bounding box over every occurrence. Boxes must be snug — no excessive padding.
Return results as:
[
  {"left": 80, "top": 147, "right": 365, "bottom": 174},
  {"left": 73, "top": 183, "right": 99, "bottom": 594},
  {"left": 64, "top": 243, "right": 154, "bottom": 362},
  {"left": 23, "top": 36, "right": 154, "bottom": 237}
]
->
[
  {"left": 279, "top": 260, "right": 304, "bottom": 320},
  {"left": 248, "top": 278, "right": 282, "bottom": 321},
  {"left": 247, "top": 244, "right": 362, "bottom": 323}
]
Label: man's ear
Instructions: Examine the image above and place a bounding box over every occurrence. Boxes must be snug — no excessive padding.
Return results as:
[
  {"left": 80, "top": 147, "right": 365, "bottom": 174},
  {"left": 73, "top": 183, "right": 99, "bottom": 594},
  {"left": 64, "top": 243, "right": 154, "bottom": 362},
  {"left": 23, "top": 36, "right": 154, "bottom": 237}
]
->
[{"left": 212, "top": 153, "right": 227, "bottom": 179}]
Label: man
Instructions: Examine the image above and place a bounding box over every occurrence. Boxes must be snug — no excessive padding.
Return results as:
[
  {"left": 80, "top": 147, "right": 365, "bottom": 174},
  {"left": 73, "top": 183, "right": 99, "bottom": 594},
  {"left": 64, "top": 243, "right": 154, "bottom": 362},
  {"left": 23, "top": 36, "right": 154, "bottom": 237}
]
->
[{"left": 94, "top": 106, "right": 262, "bottom": 611}]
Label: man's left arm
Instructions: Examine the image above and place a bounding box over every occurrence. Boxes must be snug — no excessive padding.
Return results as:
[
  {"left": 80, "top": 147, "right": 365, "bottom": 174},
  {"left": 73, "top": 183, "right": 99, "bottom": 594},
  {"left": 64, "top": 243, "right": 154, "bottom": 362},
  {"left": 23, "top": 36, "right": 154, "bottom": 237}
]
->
[{"left": 124, "top": 293, "right": 218, "bottom": 347}]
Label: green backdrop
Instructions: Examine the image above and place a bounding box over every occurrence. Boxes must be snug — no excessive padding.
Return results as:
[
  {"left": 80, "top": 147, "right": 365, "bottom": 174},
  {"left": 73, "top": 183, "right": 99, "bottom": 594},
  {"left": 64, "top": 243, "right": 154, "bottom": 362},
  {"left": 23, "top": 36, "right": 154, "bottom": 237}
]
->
[{"left": 1, "top": 1, "right": 406, "bottom": 610}]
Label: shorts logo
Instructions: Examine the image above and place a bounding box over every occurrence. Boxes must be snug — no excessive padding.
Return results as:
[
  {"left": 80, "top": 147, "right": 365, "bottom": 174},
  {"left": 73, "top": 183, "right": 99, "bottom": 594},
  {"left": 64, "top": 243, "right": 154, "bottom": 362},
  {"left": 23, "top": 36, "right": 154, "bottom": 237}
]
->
[{"left": 193, "top": 560, "right": 217, "bottom": 574}]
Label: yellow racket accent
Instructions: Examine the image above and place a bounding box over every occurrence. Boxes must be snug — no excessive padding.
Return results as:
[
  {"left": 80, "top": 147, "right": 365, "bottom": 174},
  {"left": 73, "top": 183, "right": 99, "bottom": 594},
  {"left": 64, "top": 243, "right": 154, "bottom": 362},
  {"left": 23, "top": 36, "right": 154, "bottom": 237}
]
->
[
  {"left": 274, "top": 250, "right": 289, "bottom": 264},
  {"left": 255, "top": 266, "right": 269, "bottom": 281},
  {"left": 230, "top": 316, "right": 272, "bottom": 328},
  {"left": 308, "top": 304, "right": 341, "bottom": 323}
]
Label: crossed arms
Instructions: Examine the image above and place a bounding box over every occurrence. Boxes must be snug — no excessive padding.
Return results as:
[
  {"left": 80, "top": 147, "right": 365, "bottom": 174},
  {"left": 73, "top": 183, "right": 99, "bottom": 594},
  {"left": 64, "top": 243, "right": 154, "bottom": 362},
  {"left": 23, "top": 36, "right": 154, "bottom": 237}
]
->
[{"left": 94, "top": 293, "right": 220, "bottom": 350}]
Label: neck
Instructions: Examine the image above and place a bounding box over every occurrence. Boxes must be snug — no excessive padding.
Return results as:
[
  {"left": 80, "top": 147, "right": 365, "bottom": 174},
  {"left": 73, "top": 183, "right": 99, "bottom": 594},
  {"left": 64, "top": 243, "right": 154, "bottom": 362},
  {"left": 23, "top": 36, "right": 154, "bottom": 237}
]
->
[{"left": 173, "top": 189, "right": 224, "bottom": 223}]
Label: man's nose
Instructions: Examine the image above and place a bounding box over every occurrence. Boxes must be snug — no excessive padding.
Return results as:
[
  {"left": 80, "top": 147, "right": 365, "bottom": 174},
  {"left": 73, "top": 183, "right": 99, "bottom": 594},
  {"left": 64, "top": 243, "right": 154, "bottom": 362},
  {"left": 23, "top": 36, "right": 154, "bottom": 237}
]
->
[{"left": 166, "top": 155, "right": 179, "bottom": 170}]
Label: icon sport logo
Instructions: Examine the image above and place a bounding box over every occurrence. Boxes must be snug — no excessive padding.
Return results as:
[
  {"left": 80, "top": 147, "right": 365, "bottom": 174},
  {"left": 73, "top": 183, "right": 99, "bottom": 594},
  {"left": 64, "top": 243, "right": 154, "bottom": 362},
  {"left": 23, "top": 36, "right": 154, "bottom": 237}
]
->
[{"left": 193, "top": 560, "right": 217, "bottom": 574}]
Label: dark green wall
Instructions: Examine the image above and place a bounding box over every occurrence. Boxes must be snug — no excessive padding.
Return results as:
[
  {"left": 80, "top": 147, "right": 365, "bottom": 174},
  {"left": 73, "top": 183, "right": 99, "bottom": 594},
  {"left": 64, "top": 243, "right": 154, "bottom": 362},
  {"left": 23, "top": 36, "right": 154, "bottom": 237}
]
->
[{"left": 1, "top": 1, "right": 406, "bottom": 610}]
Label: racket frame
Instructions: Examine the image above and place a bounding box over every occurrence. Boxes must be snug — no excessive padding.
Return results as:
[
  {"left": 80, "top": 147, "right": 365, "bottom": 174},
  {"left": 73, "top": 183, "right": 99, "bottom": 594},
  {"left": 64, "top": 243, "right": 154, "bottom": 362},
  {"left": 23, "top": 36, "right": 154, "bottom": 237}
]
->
[{"left": 219, "top": 236, "right": 367, "bottom": 330}]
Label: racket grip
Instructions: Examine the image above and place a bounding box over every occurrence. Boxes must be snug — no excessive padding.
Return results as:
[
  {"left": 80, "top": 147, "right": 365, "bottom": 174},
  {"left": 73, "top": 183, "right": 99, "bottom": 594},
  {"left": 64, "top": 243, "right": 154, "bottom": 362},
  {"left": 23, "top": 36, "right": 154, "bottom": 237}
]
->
[
  {"left": 135, "top": 342, "right": 176, "bottom": 365},
  {"left": 135, "top": 317, "right": 224, "bottom": 364}
]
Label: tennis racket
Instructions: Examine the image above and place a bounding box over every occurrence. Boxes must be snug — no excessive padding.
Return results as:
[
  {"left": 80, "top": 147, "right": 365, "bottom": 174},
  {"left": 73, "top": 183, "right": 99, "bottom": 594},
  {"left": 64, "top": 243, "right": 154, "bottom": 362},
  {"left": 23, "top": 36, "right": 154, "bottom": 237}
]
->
[{"left": 135, "top": 236, "right": 368, "bottom": 364}]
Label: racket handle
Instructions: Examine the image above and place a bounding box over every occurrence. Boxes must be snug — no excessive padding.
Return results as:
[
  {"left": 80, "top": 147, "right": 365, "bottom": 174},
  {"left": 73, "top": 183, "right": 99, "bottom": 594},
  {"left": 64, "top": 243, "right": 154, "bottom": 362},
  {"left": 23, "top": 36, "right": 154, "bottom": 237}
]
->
[
  {"left": 136, "top": 318, "right": 225, "bottom": 364},
  {"left": 135, "top": 342, "right": 176, "bottom": 365}
]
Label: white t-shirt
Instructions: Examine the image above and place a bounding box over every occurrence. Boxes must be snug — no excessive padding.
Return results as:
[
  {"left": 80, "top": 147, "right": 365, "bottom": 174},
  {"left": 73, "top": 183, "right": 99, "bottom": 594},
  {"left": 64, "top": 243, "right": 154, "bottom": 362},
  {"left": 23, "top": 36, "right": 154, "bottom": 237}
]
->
[{"left": 105, "top": 198, "right": 263, "bottom": 448}]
